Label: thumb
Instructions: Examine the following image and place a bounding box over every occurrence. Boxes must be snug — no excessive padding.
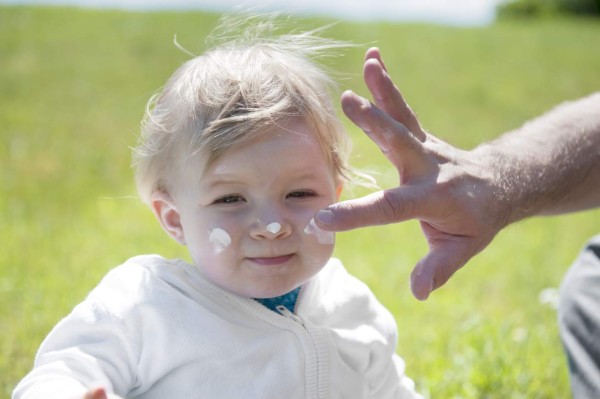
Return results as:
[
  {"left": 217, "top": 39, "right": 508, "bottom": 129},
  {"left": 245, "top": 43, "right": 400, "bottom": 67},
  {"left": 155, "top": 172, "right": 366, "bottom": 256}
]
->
[
  {"left": 410, "top": 241, "right": 470, "bottom": 300},
  {"left": 315, "top": 188, "right": 418, "bottom": 231}
]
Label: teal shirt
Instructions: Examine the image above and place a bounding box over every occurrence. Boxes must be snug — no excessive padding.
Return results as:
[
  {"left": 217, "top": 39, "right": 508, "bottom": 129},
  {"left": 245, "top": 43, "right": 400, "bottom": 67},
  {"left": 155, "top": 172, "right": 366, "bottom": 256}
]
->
[{"left": 255, "top": 287, "right": 301, "bottom": 313}]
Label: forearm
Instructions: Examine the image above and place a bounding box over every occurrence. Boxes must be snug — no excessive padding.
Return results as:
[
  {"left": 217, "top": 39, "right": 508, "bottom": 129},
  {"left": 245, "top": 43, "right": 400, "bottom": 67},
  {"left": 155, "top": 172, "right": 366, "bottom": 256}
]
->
[{"left": 475, "top": 92, "right": 600, "bottom": 223}]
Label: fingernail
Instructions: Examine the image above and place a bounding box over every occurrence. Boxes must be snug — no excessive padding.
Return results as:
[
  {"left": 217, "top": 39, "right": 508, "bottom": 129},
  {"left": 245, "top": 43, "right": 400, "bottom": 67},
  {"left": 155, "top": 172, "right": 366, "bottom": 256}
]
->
[
  {"left": 315, "top": 209, "right": 335, "bottom": 225},
  {"left": 345, "top": 91, "right": 369, "bottom": 109},
  {"left": 359, "top": 95, "right": 371, "bottom": 109}
]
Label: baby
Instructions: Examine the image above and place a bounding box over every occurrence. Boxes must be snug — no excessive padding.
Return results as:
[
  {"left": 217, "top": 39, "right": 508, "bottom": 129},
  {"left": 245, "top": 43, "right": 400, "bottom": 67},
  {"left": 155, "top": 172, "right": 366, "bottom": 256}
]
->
[{"left": 14, "top": 16, "right": 422, "bottom": 399}]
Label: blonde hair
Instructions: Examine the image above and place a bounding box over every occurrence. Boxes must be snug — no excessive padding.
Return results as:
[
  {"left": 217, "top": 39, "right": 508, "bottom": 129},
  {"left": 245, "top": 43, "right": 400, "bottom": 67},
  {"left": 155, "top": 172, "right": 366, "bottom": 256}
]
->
[{"left": 133, "top": 14, "right": 353, "bottom": 204}]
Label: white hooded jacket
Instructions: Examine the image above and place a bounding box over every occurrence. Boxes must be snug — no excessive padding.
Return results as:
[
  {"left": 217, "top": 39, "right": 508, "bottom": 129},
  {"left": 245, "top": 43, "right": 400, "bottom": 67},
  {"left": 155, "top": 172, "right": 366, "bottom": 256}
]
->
[{"left": 14, "top": 255, "right": 421, "bottom": 399}]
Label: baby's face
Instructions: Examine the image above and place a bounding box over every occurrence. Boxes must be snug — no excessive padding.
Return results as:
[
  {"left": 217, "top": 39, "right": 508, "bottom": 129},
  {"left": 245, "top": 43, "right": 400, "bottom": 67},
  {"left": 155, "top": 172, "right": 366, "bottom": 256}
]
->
[{"left": 170, "top": 118, "right": 339, "bottom": 298}]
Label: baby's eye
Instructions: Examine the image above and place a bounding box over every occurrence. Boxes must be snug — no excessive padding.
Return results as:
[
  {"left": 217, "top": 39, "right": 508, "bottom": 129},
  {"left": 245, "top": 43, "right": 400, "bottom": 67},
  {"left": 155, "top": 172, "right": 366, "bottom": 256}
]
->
[
  {"left": 214, "top": 195, "right": 245, "bottom": 204},
  {"left": 287, "top": 190, "right": 317, "bottom": 199}
]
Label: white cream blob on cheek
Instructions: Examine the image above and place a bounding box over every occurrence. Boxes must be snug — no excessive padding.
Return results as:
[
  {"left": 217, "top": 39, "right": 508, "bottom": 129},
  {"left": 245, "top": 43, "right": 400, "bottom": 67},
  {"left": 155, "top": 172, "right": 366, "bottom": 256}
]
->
[
  {"left": 266, "top": 222, "right": 281, "bottom": 234},
  {"left": 304, "top": 218, "right": 334, "bottom": 245},
  {"left": 208, "top": 228, "right": 232, "bottom": 254}
]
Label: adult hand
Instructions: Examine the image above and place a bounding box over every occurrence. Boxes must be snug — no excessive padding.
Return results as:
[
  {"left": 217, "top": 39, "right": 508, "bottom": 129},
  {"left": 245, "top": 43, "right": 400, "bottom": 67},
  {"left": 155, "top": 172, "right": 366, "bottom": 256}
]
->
[{"left": 316, "top": 48, "right": 512, "bottom": 300}]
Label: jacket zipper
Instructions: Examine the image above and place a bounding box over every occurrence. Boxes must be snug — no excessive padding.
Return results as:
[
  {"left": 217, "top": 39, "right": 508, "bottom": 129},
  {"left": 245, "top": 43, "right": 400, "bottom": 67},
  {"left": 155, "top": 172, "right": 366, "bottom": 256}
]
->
[
  {"left": 275, "top": 305, "right": 324, "bottom": 399},
  {"left": 275, "top": 305, "right": 304, "bottom": 325}
]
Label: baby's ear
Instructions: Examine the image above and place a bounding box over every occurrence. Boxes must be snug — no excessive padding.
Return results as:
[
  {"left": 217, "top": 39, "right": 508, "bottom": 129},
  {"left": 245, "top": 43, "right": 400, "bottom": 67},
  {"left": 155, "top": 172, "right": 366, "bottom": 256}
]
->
[
  {"left": 150, "top": 191, "right": 186, "bottom": 245},
  {"left": 335, "top": 183, "right": 343, "bottom": 200}
]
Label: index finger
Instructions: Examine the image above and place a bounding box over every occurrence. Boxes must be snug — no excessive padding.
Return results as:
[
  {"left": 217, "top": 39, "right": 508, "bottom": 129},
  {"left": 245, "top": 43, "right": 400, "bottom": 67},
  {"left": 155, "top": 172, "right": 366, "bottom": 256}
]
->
[{"left": 315, "top": 186, "right": 421, "bottom": 231}]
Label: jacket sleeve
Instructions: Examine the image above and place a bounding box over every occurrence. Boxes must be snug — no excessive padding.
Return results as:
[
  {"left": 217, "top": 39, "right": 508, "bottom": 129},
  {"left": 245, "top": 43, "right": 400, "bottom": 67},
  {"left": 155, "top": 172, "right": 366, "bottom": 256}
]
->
[
  {"left": 13, "top": 299, "right": 137, "bottom": 399},
  {"left": 367, "top": 350, "right": 424, "bottom": 399},
  {"left": 361, "top": 317, "right": 423, "bottom": 399},
  {"left": 318, "top": 259, "right": 423, "bottom": 399}
]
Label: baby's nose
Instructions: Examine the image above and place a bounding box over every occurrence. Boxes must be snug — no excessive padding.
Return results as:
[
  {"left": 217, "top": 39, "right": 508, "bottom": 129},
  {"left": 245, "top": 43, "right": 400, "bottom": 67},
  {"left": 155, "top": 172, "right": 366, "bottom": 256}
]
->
[{"left": 251, "top": 219, "right": 292, "bottom": 239}]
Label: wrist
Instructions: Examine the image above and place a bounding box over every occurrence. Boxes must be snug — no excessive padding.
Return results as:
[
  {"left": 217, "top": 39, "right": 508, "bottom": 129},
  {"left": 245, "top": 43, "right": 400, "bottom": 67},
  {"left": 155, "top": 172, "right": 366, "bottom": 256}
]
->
[{"left": 471, "top": 142, "right": 540, "bottom": 226}]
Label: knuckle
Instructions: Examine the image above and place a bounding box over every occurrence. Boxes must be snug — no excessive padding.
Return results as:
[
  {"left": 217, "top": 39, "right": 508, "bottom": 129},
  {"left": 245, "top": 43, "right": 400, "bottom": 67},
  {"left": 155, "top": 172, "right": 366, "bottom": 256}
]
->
[{"left": 379, "top": 190, "right": 406, "bottom": 223}]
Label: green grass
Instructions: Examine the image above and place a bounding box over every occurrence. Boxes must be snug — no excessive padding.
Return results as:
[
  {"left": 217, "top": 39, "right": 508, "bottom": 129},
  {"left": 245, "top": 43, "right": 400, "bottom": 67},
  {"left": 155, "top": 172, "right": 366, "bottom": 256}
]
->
[{"left": 2, "top": 6, "right": 600, "bottom": 398}]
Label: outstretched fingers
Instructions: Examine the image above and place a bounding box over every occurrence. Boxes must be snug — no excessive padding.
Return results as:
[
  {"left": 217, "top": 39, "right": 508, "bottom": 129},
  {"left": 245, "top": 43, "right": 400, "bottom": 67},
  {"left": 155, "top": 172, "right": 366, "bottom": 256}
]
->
[
  {"left": 341, "top": 90, "right": 422, "bottom": 169},
  {"left": 341, "top": 90, "right": 438, "bottom": 182},
  {"left": 365, "top": 47, "right": 387, "bottom": 71},
  {"left": 363, "top": 48, "right": 424, "bottom": 139}
]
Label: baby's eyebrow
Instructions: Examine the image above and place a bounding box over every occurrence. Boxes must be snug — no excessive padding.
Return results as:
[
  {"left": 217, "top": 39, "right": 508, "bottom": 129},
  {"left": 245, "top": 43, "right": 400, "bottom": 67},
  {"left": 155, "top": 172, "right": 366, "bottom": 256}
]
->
[
  {"left": 201, "top": 165, "right": 328, "bottom": 188},
  {"left": 291, "top": 172, "right": 322, "bottom": 182},
  {"left": 203, "top": 176, "right": 243, "bottom": 188}
]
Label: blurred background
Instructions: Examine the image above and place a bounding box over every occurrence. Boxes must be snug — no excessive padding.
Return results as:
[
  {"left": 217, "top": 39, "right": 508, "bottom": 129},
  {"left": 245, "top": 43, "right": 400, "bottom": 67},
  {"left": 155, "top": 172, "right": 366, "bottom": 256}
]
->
[
  {"left": 1, "top": 0, "right": 599, "bottom": 397},
  {"left": 0, "top": 0, "right": 506, "bottom": 25}
]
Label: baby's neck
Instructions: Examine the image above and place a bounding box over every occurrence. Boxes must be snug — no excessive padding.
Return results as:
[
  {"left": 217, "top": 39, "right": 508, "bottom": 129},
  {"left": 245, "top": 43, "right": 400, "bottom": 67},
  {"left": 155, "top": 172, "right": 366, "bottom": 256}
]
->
[{"left": 255, "top": 287, "right": 301, "bottom": 313}]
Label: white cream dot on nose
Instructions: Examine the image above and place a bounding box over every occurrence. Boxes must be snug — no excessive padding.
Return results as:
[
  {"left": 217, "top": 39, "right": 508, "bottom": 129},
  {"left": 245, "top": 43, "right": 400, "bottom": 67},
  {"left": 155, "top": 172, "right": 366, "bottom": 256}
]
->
[{"left": 266, "top": 222, "right": 281, "bottom": 234}]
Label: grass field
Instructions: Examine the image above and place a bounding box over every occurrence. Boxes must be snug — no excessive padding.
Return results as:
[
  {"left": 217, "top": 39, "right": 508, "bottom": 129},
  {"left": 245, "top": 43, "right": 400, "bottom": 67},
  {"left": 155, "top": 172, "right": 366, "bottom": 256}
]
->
[{"left": 2, "top": 5, "right": 600, "bottom": 398}]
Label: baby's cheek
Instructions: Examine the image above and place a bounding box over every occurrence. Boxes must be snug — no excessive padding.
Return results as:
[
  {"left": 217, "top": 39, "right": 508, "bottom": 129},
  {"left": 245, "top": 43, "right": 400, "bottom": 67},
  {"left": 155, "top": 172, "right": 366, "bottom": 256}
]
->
[
  {"left": 205, "top": 214, "right": 245, "bottom": 250},
  {"left": 303, "top": 218, "right": 334, "bottom": 245},
  {"left": 208, "top": 228, "right": 232, "bottom": 254}
]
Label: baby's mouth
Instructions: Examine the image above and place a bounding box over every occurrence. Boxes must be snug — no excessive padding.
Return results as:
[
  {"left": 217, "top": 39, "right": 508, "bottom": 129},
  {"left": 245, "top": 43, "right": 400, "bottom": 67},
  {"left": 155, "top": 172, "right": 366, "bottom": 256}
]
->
[{"left": 247, "top": 254, "right": 294, "bottom": 266}]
